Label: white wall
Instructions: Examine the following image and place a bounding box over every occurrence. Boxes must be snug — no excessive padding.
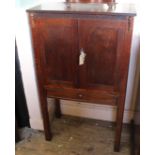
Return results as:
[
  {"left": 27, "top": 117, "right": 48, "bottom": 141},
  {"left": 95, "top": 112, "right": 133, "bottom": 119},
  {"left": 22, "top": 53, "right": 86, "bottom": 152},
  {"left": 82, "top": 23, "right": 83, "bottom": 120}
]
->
[{"left": 16, "top": 0, "right": 140, "bottom": 130}]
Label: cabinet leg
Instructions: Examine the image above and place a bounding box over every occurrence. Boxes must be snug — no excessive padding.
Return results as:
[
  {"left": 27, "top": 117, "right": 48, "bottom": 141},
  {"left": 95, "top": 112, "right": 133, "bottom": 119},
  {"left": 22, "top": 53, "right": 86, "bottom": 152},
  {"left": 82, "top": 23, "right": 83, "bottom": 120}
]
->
[
  {"left": 40, "top": 92, "right": 52, "bottom": 141},
  {"left": 114, "top": 98, "right": 125, "bottom": 152},
  {"left": 54, "top": 99, "right": 62, "bottom": 118}
]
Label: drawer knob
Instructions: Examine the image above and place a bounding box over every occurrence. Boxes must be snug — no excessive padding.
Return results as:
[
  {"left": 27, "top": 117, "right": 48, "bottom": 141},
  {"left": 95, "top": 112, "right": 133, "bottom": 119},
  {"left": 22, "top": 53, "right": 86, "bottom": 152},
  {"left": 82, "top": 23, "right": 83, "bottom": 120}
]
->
[{"left": 78, "top": 94, "right": 83, "bottom": 98}]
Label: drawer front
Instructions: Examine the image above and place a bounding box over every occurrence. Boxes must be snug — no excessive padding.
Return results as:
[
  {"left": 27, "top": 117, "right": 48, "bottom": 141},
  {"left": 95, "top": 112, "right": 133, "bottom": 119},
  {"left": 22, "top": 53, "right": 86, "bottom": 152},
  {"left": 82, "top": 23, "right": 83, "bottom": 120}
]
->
[{"left": 46, "top": 86, "right": 118, "bottom": 105}]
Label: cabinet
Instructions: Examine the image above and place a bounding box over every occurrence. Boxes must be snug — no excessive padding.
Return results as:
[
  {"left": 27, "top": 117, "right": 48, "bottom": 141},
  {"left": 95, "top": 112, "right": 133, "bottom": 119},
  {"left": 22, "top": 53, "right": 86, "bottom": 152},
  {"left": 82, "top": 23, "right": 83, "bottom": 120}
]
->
[{"left": 27, "top": 2, "right": 136, "bottom": 152}]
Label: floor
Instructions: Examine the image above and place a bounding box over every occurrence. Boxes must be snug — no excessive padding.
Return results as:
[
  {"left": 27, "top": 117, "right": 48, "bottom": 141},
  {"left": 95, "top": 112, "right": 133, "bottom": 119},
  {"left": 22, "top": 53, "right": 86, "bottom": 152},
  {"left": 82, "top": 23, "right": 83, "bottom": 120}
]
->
[{"left": 16, "top": 116, "right": 130, "bottom": 155}]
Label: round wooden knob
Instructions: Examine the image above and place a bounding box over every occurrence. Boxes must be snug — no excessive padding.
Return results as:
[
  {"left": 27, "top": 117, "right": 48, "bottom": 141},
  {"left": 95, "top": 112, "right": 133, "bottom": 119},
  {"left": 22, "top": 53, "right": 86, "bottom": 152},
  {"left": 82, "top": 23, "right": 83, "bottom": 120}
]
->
[{"left": 78, "top": 94, "right": 83, "bottom": 98}]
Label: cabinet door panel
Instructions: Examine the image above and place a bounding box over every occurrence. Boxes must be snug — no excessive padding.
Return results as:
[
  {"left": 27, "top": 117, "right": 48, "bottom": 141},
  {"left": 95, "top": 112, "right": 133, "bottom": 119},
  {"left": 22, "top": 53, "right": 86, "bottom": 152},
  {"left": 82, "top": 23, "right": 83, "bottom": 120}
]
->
[
  {"left": 79, "top": 19, "right": 125, "bottom": 90},
  {"left": 34, "top": 18, "right": 79, "bottom": 87}
]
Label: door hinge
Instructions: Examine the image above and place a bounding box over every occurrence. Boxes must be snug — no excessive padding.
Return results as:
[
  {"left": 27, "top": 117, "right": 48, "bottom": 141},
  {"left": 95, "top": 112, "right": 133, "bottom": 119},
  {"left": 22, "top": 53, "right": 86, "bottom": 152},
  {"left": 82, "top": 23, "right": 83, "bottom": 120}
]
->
[
  {"left": 30, "top": 13, "right": 35, "bottom": 28},
  {"left": 128, "top": 17, "right": 132, "bottom": 32}
]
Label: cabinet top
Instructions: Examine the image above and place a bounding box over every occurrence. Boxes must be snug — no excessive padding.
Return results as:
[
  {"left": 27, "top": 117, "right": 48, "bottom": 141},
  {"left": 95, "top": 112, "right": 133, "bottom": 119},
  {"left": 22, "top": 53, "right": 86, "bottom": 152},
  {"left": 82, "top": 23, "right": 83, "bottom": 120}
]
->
[{"left": 27, "top": 2, "right": 136, "bottom": 16}]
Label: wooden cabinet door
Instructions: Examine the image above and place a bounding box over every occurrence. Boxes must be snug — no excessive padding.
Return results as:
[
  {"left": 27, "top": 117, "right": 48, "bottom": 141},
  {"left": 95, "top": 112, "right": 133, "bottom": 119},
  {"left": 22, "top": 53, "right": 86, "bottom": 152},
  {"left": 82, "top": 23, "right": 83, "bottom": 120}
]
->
[
  {"left": 32, "top": 17, "right": 79, "bottom": 87},
  {"left": 78, "top": 19, "right": 126, "bottom": 91}
]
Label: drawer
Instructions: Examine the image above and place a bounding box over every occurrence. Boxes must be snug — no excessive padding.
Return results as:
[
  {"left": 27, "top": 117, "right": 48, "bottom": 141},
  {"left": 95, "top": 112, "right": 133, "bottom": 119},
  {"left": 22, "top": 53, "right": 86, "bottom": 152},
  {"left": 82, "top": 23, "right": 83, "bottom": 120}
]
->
[{"left": 45, "top": 85, "right": 118, "bottom": 105}]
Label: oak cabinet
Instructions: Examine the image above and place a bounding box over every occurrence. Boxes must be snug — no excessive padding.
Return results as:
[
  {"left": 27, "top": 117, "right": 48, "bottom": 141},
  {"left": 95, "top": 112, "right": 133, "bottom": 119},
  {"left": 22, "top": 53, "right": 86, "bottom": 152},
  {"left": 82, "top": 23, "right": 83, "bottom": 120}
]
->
[{"left": 27, "top": 2, "right": 136, "bottom": 152}]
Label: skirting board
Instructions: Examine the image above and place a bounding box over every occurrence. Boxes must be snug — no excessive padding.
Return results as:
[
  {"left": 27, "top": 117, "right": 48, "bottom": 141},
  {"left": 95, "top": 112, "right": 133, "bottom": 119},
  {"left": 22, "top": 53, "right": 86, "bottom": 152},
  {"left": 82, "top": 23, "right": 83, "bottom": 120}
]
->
[
  {"left": 30, "top": 99, "right": 138, "bottom": 130},
  {"left": 30, "top": 98, "right": 55, "bottom": 130},
  {"left": 30, "top": 118, "right": 44, "bottom": 130},
  {"left": 60, "top": 100, "right": 135, "bottom": 124}
]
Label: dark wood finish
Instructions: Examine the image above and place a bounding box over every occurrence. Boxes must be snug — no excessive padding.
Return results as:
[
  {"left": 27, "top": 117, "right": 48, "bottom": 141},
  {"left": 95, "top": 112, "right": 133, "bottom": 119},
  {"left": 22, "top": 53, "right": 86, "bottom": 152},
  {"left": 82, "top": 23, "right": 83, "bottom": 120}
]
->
[
  {"left": 46, "top": 85, "right": 117, "bottom": 105},
  {"left": 27, "top": 2, "right": 136, "bottom": 152},
  {"left": 33, "top": 18, "right": 79, "bottom": 87},
  {"left": 29, "top": 16, "right": 52, "bottom": 140},
  {"left": 67, "top": 0, "right": 115, "bottom": 3},
  {"left": 114, "top": 17, "right": 134, "bottom": 151},
  {"left": 54, "top": 99, "right": 62, "bottom": 118},
  {"left": 78, "top": 19, "right": 125, "bottom": 89},
  {"left": 28, "top": 2, "right": 136, "bottom": 16}
]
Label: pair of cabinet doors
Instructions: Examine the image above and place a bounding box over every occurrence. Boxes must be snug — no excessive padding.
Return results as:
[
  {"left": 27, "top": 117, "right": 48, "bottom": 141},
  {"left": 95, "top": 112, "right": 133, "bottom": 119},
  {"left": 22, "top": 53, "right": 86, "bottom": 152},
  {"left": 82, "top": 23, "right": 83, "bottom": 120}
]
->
[{"left": 31, "top": 15, "right": 128, "bottom": 103}]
